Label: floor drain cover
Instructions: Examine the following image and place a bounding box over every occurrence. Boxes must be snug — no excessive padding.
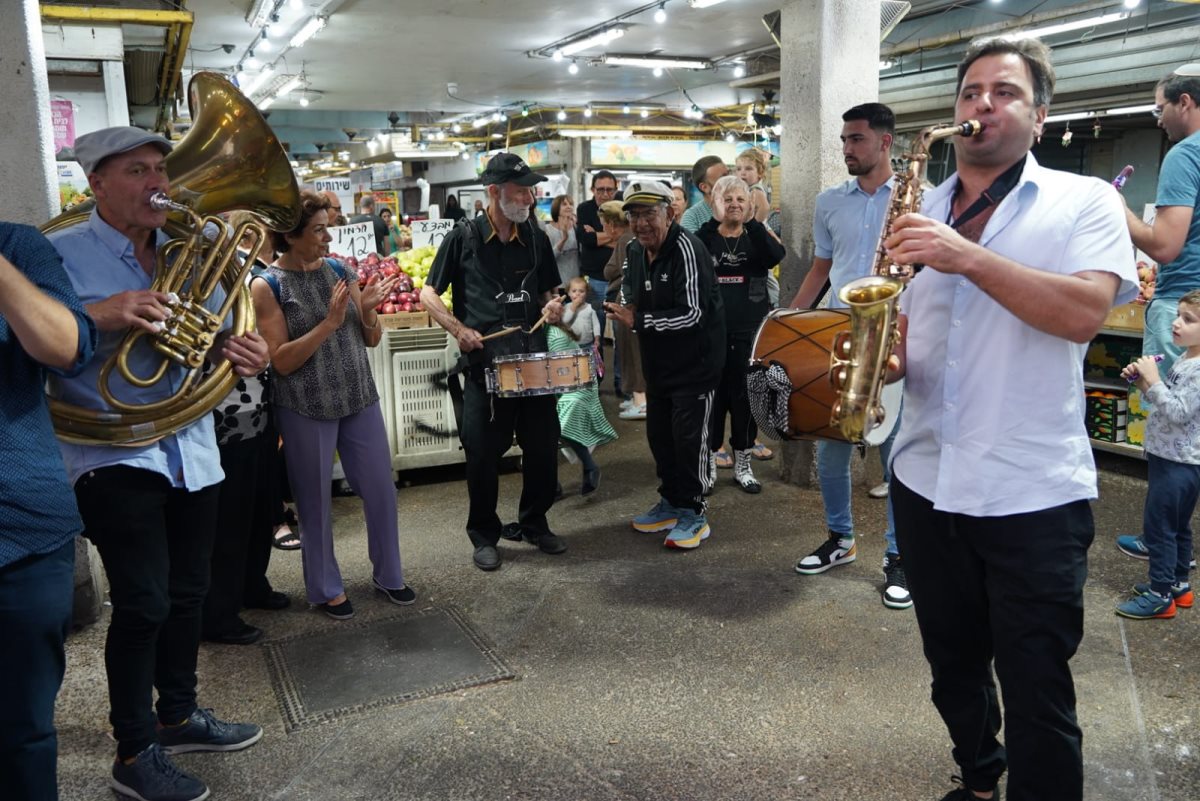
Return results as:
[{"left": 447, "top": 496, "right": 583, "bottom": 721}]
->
[{"left": 263, "top": 605, "right": 515, "bottom": 731}]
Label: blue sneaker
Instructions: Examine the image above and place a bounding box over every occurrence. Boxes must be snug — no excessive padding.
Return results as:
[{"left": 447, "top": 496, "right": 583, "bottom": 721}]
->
[
  {"left": 1117, "top": 535, "right": 1197, "bottom": 568},
  {"left": 110, "top": 743, "right": 208, "bottom": 801},
  {"left": 1116, "top": 590, "right": 1176, "bottom": 620},
  {"left": 664, "top": 511, "right": 710, "bottom": 549},
  {"left": 1133, "top": 582, "right": 1194, "bottom": 608},
  {"left": 158, "top": 708, "right": 263, "bottom": 755},
  {"left": 633, "top": 498, "right": 679, "bottom": 533}
]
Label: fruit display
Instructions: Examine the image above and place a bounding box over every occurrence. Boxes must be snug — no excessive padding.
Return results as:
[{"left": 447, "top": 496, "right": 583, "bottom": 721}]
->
[
  {"left": 331, "top": 245, "right": 450, "bottom": 314},
  {"left": 1136, "top": 260, "right": 1156, "bottom": 303}
]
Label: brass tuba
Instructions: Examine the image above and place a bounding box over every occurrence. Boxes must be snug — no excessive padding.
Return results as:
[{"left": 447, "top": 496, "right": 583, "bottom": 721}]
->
[{"left": 42, "top": 71, "right": 300, "bottom": 446}]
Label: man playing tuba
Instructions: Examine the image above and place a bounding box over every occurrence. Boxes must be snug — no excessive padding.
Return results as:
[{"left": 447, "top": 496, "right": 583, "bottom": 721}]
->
[{"left": 47, "top": 127, "right": 268, "bottom": 801}]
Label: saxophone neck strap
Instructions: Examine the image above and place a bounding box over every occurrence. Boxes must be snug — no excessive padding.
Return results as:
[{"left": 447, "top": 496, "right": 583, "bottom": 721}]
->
[{"left": 947, "top": 156, "right": 1026, "bottom": 243}]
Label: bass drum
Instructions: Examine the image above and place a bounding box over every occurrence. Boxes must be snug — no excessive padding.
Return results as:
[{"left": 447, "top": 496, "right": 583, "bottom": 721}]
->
[{"left": 747, "top": 308, "right": 900, "bottom": 445}]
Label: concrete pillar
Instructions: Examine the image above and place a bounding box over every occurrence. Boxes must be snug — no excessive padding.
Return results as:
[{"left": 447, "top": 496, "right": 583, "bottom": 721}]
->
[
  {"left": 0, "top": 0, "right": 57, "bottom": 224},
  {"left": 776, "top": 0, "right": 882, "bottom": 486}
]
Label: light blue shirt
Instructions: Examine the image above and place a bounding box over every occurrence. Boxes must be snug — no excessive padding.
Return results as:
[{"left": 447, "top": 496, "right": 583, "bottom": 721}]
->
[
  {"left": 47, "top": 208, "right": 227, "bottom": 491},
  {"left": 1154, "top": 128, "right": 1200, "bottom": 300},
  {"left": 812, "top": 175, "right": 896, "bottom": 308},
  {"left": 892, "top": 154, "right": 1138, "bottom": 516},
  {"left": 680, "top": 199, "right": 712, "bottom": 233}
]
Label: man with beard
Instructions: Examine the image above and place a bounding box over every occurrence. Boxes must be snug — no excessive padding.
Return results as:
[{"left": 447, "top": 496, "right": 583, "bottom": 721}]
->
[
  {"left": 421, "top": 153, "right": 566, "bottom": 571},
  {"left": 789, "top": 102, "right": 908, "bottom": 610},
  {"left": 884, "top": 38, "right": 1136, "bottom": 800}
]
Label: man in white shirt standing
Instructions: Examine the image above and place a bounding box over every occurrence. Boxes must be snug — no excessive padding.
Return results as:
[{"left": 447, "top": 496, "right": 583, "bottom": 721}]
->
[{"left": 883, "top": 38, "right": 1137, "bottom": 801}]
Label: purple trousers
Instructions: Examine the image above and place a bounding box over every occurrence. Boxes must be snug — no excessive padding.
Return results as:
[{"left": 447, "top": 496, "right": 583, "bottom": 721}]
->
[{"left": 276, "top": 402, "right": 404, "bottom": 604}]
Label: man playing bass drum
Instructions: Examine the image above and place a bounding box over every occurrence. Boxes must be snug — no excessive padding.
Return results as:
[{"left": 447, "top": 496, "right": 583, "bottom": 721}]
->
[{"left": 420, "top": 153, "right": 565, "bottom": 573}]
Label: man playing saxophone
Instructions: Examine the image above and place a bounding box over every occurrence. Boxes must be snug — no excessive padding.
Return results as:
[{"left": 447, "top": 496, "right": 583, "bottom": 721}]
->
[
  {"left": 47, "top": 127, "right": 268, "bottom": 801},
  {"left": 881, "top": 39, "right": 1137, "bottom": 801}
]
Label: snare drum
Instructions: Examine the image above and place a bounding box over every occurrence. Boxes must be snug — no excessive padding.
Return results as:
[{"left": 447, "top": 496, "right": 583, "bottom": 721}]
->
[{"left": 485, "top": 350, "right": 595, "bottom": 397}]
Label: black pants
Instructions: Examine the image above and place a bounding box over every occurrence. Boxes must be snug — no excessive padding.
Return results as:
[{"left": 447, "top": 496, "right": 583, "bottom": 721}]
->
[
  {"left": 0, "top": 538, "right": 73, "bottom": 801},
  {"left": 461, "top": 379, "right": 559, "bottom": 547},
  {"left": 710, "top": 335, "right": 756, "bottom": 452},
  {"left": 646, "top": 388, "right": 715, "bottom": 514},
  {"left": 203, "top": 427, "right": 278, "bottom": 635},
  {"left": 76, "top": 467, "right": 218, "bottom": 760},
  {"left": 892, "top": 478, "right": 1092, "bottom": 801}
]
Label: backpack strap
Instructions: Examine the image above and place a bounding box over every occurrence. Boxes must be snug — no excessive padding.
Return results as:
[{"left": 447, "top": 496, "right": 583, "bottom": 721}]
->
[{"left": 324, "top": 257, "right": 349, "bottom": 281}]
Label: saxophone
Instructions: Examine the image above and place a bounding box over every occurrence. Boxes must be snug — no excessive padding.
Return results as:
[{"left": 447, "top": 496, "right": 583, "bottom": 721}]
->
[{"left": 829, "top": 120, "right": 982, "bottom": 442}]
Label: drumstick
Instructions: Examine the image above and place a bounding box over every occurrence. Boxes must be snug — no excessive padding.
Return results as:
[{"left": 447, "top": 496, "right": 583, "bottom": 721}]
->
[
  {"left": 528, "top": 307, "right": 553, "bottom": 334},
  {"left": 479, "top": 326, "right": 522, "bottom": 342}
]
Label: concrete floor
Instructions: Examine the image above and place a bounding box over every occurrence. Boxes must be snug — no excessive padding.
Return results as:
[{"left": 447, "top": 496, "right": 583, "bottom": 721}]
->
[{"left": 55, "top": 392, "right": 1199, "bottom": 801}]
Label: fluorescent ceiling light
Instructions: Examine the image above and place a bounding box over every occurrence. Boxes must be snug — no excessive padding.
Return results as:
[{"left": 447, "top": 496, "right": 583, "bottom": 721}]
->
[
  {"left": 879, "top": 60, "right": 894, "bottom": 70},
  {"left": 1043, "top": 111, "right": 1094, "bottom": 123},
  {"left": 390, "top": 150, "right": 461, "bottom": 160},
  {"left": 557, "top": 129, "right": 634, "bottom": 138},
  {"left": 1011, "top": 12, "right": 1129, "bottom": 40},
  {"left": 1104, "top": 104, "right": 1156, "bottom": 115},
  {"left": 603, "top": 55, "right": 711, "bottom": 70},
  {"left": 560, "top": 26, "right": 626, "bottom": 57},
  {"left": 290, "top": 15, "right": 327, "bottom": 49},
  {"left": 258, "top": 96, "right": 275, "bottom": 110},
  {"left": 239, "top": 71, "right": 274, "bottom": 97},
  {"left": 274, "top": 76, "right": 303, "bottom": 98},
  {"left": 689, "top": 0, "right": 728, "bottom": 8}
]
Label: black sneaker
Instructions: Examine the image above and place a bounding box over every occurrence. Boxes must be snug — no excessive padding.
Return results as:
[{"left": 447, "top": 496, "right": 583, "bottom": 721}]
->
[
  {"left": 882, "top": 552, "right": 913, "bottom": 609},
  {"left": 522, "top": 528, "right": 568, "bottom": 554},
  {"left": 940, "top": 775, "right": 1000, "bottom": 800},
  {"left": 318, "top": 598, "right": 354, "bottom": 620},
  {"left": 111, "top": 743, "right": 209, "bottom": 801},
  {"left": 157, "top": 708, "right": 262, "bottom": 755},
  {"left": 794, "top": 532, "right": 857, "bottom": 574},
  {"left": 373, "top": 578, "right": 417, "bottom": 606}
]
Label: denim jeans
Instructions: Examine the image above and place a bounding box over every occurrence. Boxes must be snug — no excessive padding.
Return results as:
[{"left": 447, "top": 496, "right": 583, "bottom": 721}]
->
[
  {"left": 816, "top": 435, "right": 897, "bottom": 553},
  {"left": 0, "top": 539, "right": 74, "bottom": 801},
  {"left": 1143, "top": 452, "right": 1200, "bottom": 593},
  {"left": 1144, "top": 297, "right": 1185, "bottom": 377}
]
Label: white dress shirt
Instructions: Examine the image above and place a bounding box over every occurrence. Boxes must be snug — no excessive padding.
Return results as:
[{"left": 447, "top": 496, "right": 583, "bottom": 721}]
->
[{"left": 892, "top": 154, "right": 1138, "bottom": 516}]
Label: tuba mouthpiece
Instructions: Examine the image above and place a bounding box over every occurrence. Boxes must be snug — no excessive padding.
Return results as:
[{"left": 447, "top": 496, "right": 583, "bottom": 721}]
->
[{"left": 149, "top": 193, "right": 187, "bottom": 213}]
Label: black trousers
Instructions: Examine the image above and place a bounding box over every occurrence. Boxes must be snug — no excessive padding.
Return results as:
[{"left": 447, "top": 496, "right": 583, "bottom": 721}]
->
[
  {"left": 710, "top": 335, "right": 757, "bottom": 452},
  {"left": 892, "top": 477, "right": 1092, "bottom": 801},
  {"left": 75, "top": 467, "right": 218, "bottom": 760},
  {"left": 646, "top": 388, "right": 715, "bottom": 514},
  {"left": 461, "top": 379, "right": 559, "bottom": 547},
  {"left": 203, "top": 425, "right": 279, "bottom": 635}
]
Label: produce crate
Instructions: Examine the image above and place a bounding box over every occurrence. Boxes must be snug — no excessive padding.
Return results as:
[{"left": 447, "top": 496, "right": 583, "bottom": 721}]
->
[
  {"left": 1084, "top": 336, "right": 1143, "bottom": 380},
  {"left": 379, "top": 311, "right": 429, "bottom": 330},
  {"left": 1088, "top": 422, "right": 1128, "bottom": 443},
  {"left": 1126, "top": 386, "right": 1149, "bottom": 447},
  {"left": 1103, "top": 302, "right": 1146, "bottom": 332}
]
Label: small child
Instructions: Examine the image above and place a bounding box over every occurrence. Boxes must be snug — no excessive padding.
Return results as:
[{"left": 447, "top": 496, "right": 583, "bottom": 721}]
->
[
  {"left": 733, "top": 148, "right": 771, "bottom": 224},
  {"left": 547, "top": 322, "right": 617, "bottom": 496},
  {"left": 560, "top": 275, "right": 600, "bottom": 348},
  {"left": 1115, "top": 288, "right": 1200, "bottom": 619}
]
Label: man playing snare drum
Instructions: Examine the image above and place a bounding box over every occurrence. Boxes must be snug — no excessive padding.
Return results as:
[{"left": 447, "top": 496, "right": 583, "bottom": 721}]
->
[{"left": 420, "top": 152, "right": 565, "bottom": 571}]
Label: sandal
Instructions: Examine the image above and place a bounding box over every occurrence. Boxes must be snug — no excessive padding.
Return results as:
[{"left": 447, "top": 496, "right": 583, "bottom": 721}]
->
[
  {"left": 713, "top": 449, "right": 733, "bottom": 469},
  {"left": 751, "top": 442, "right": 774, "bottom": 461},
  {"left": 272, "top": 524, "right": 301, "bottom": 551}
]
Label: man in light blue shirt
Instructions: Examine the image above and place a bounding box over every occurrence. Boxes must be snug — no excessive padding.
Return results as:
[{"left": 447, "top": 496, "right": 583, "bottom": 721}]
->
[
  {"left": 789, "top": 103, "right": 908, "bottom": 610},
  {"left": 679, "top": 155, "right": 727, "bottom": 233},
  {"left": 1117, "top": 69, "right": 1200, "bottom": 563},
  {"left": 48, "top": 126, "right": 270, "bottom": 801}
]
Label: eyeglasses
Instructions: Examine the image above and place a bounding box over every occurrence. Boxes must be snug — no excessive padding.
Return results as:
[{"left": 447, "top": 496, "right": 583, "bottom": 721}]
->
[
  {"left": 593, "top": 185, "right": 617, "bottom": 194},
  {"left": 1151, "top": 105, "right": 1164, "bottom": 120},
  {"left": 624, "top": 207, "right": 664, "bottom": 223}
]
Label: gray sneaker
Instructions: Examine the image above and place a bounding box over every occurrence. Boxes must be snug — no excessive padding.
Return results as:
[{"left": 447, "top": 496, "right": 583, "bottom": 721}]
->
[
  {"left": 158, "top": 708, "right": 262, "bottom": 755},
  {"left": 110, "top": 743, "right": 209, "bottom": 801}
]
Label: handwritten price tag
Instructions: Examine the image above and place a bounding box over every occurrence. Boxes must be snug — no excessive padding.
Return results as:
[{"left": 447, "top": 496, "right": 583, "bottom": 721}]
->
[
  {"left": 327, "top": 222, "right": 377, "bottom": 261},
  {"left": 411, "top": 219, "right": 456, "bottom": 249}
]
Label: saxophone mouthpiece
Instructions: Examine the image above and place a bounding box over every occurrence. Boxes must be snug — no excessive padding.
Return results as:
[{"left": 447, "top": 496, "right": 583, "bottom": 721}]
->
[{"left": 961, "top": 120, "right": 984, "bottom": 137}]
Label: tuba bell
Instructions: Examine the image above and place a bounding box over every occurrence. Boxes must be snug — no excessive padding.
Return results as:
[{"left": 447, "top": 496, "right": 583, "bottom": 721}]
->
[{"left": 42, "top": 72, "right": 300, "bottom": 446}]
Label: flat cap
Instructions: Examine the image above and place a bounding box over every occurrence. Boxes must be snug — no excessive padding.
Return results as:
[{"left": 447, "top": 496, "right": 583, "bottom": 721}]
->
[{"left": 74, "top": 127, "right": 173, "bottom": 174}]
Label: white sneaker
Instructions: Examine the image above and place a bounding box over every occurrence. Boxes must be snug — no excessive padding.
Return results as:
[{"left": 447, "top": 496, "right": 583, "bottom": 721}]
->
[
  {"left": 733, "top": 450, "right": 761, "bottom": 494},
  {"left": 868, "top": 482, "right": 889, "bottom": 499}
]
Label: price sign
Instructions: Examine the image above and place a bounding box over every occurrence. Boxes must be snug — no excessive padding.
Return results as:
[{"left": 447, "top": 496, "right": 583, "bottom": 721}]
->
[
  {"left": 411, "top": 219, "right": 456, "bottom": 249},
  {"left": 327, "top": 222, "right": 377, "bottom": 261},
  {"left": 313, "top": 177, "right": 353, "bottom": 218}
]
